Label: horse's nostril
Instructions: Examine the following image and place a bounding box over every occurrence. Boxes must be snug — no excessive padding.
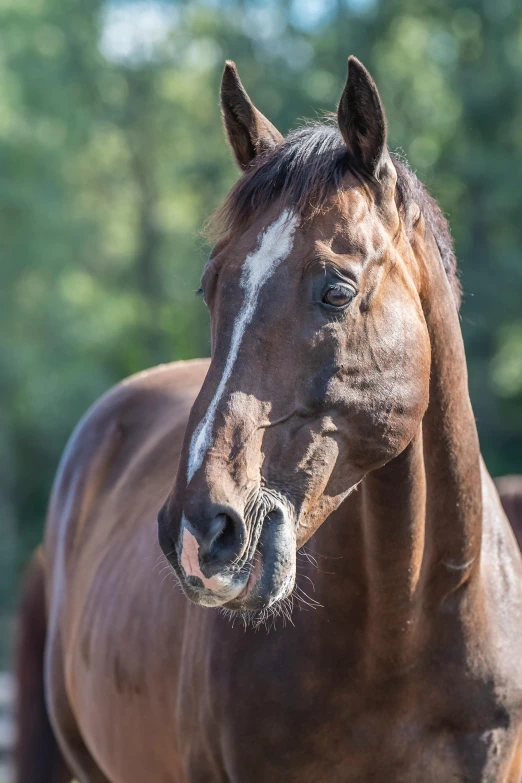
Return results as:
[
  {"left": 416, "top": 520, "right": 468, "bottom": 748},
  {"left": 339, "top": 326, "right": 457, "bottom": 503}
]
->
[
  {"left": 213, "top": 513, "right": 236, "bottom": 551},
  {"left": 198, "top": 509, "right": 245, "bottom": 569}
]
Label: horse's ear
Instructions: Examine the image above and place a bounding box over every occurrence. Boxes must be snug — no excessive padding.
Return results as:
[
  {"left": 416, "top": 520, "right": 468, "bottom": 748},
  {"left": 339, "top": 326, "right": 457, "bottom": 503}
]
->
[
  {"left": 338, "top": 57, "right": 390, "bottom": 180},
  {"left": 221, "top": 61, "right": 283, "bottom": 170}
]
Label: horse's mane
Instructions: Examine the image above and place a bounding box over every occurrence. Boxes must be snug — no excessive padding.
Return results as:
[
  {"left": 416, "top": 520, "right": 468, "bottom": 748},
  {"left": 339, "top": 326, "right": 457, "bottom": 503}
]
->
[{"left": 207, "top": 121, "right": 461, "bottom": 307}]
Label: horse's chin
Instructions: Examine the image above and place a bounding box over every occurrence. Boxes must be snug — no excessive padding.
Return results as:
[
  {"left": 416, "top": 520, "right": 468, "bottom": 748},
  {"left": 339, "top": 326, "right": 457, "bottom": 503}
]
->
[
  {"left": 223, "top": 558, "right": 296, "bottom": 613},
  {"left": 176, "top": 551, "right": 296, "bottom": 612},
  {"left": 175, "top": 570, "right": 247, "bottom": 608}
]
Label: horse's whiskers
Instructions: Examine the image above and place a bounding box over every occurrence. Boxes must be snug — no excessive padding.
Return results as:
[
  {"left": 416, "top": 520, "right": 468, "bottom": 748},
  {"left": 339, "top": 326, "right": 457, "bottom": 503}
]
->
[
  {"left": 293, "top": 583, "right": 323, "bottom": 610},
  {"left": 297, "top": 573, "right": 316, "bottom": 591}
]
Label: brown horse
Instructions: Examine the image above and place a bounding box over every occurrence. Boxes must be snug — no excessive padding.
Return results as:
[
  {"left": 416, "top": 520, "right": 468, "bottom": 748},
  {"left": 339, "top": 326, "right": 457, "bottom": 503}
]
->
[
  {"left": 16, "top": 57, "right": 522, "bottom": 782},
  {"left": 497, "top": 475, "right": 522, "bottom": 552}
]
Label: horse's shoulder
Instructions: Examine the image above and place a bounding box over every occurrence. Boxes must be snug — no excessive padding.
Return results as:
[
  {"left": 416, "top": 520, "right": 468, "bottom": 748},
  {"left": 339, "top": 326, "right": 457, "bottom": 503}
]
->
[
  {"left": 59, "top": 358, "right": 208, "bottom": 473},
  {"left": 44, "top": 359, "right": 208, "bottom": 559},
  {"left": 116, "top": 358, "right": 210, "bottom": 401}
]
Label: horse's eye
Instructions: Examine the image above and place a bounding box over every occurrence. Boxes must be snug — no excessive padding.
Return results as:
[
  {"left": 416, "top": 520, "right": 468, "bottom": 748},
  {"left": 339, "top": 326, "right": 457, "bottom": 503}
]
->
[{"left": 322, "top": 284, "right": 356, "bottom": 309}]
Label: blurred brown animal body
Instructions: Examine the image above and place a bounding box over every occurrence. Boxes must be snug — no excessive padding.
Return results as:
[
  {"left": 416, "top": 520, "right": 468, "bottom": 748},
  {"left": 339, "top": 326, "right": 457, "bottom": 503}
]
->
[
  {"left": 497, "top": 475, "right": 522, "bottom": 552},
  {"left": 17, "top": 59, "right": 522, "bottom": 782}
]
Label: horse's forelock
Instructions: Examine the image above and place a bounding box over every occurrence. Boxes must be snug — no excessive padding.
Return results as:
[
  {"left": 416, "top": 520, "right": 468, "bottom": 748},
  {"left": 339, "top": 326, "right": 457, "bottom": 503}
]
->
[{"left": 205, "top": 121, "right": 461, "bottom": 308}]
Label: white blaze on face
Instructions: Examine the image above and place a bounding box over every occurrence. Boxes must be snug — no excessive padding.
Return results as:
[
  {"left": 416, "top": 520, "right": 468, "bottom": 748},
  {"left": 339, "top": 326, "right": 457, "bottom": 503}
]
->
[{"left": 187, "top": 209, "right": 298, "bottom": 483}]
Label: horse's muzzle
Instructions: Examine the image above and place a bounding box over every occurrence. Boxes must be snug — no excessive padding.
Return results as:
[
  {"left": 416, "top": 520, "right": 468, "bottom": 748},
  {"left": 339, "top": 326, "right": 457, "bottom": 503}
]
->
[{"left": 157, "top": 502, "right": 296, "bottom": 611}]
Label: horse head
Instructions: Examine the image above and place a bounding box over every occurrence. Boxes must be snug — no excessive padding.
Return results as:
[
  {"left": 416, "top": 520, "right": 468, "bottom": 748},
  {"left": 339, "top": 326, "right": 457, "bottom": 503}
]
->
[{"left": 158, "top": 57, "right": 457, "bottom": 612}]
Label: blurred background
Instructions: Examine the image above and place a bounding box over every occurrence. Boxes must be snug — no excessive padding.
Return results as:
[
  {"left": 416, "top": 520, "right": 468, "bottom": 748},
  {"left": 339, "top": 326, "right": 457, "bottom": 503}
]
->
[{"left": 1, "top": 0, "right": 522, "bottom": 734}]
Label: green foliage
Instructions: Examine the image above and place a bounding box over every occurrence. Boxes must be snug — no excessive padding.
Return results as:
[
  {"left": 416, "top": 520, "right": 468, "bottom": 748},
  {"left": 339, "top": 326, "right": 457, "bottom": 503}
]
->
[{"left": 1, "top": 0, "right": 522, "bottom": 663}]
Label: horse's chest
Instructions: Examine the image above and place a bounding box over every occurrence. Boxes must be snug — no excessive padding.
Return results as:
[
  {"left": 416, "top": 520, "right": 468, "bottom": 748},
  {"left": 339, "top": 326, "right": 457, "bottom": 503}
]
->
[
  {"left": 206, "top": 705, "right": 521, "bottom": 783},
  {"left": 192, "top": 660, "right": 522, "bottom": 783}
]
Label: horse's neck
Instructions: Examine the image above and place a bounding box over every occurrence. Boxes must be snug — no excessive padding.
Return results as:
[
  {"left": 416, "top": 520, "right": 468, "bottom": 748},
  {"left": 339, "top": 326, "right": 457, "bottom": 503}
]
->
[
  {"left": 309, "top": 227, "right": 483, "bottom": 667},
  {"left": 418, "top": 228, "right": 483, "bottom": 588}
]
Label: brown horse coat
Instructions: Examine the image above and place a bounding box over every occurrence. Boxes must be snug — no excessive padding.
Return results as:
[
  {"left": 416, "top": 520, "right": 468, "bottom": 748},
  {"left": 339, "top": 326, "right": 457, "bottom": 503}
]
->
[
  {"left": 497, "top": 475, "right": 522, "bottom": 552},
  {"left": 30, "top": 58, "right": 522, "bottom": 782}
]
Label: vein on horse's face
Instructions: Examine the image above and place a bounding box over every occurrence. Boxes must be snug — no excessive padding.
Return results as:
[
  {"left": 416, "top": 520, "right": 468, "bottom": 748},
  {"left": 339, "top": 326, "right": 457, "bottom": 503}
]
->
[{"left": 186, "top": 209, "right": 298, "bottom": 484}]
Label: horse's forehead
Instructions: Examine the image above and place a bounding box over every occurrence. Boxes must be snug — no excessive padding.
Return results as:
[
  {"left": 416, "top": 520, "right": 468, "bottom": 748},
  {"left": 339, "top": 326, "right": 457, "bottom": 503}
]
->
[
  {"left": 220, "top": 191, "right": 390, "bottom": 273},
  {"left": 308, "top": 190, "right": 391, "bottom": 257}
]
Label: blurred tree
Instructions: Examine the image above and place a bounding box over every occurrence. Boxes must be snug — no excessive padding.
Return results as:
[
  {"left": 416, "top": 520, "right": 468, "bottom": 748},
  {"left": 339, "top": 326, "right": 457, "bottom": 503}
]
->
[{"left": 1, "top": 0, "right": 522, "bottom": 664}]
